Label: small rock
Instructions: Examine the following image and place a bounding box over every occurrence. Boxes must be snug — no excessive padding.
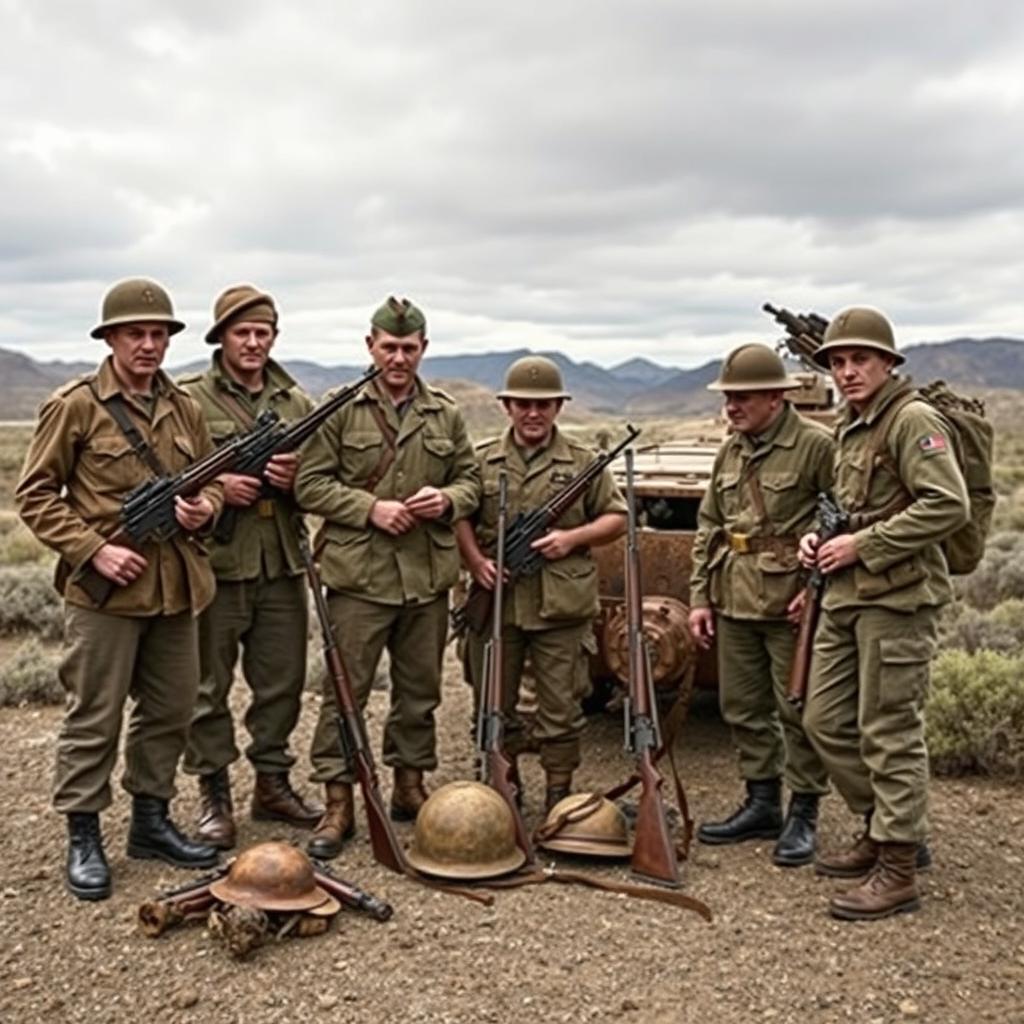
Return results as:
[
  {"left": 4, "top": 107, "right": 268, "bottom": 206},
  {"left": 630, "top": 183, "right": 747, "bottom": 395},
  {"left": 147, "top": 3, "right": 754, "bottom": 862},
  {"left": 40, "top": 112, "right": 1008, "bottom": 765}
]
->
[
  {"left": 899, "top": 999, "right": 920, "bottom": 1017},
  {"left": 318, "top": 995, "right": 338, "bottom": 1011},
  {"left": 621, "top": 999, "right": 639, "bottom": 1012},
  {"left": 175, "top": 989, "right": 200, "bottom": 1010},
  {"left": 13, "top": 978, "right": 32, "bottom": 990}
]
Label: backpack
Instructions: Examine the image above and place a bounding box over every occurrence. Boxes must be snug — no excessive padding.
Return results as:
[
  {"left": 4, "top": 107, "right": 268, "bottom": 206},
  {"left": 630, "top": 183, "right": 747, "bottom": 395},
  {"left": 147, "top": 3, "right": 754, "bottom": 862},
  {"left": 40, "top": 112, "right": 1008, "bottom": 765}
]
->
[{"left": 862, "top": 380, "right": 995, "bottom": 575}]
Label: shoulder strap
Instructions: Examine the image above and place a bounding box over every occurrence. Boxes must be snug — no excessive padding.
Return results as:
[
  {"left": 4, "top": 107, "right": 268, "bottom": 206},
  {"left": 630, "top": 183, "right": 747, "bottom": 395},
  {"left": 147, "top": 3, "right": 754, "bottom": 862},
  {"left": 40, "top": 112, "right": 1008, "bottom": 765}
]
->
[
  {"left": 207, "top": 386, "right": 257, "bottom": 430},
  {"left": 93, "top": 386, "right": 167, "bottom": 476},
  {"left": 856, "top": 386, "right": 916, "bottom": 508},
  {"left": 738, "top": 454, "right": 771, "bottom": 532},
  {"left": 365, "top": 402, "right": 399, "bottom": 493}
]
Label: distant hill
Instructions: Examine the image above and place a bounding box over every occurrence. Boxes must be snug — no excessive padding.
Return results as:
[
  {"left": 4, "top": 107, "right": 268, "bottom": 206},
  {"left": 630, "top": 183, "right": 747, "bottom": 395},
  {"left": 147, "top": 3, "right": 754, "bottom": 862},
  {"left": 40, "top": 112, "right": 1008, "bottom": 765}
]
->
[{"left": 3, "top": 335, "right": 1022, "bottom": 421}]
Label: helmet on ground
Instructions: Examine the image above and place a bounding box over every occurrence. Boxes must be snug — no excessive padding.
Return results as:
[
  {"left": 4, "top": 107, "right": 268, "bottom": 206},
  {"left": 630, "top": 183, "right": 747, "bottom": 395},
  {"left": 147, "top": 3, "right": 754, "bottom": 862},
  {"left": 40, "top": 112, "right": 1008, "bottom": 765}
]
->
[
  {"left": 707, "top": 343, "right": 801, "bottom": 392},
  {"left": 209, "top": 842, "right": 340, "bottom": 915},
  {"left": 205, "top": 283, "right": 278, "bottom": 344},
  {"left": 535, "top": 792, "right": 631, "bottom": 858},
  {"left": 813, "top": 306, "right": 903, "bottom": 367},
  {"left": 405, "top": 780, "right": 526, "bottom": 880},
  {"left": 90, "top": 277, "right": 185, "bottom": 339},
  {"left": 497, "top": 356, "right": 572, "bottom": 401}
]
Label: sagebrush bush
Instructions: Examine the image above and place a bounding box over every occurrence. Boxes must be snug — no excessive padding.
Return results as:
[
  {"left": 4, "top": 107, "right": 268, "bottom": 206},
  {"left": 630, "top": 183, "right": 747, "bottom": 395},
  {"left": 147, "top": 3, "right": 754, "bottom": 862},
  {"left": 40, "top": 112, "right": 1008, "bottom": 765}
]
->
[
  {"left": 927, "top": 649, "right": 1024, "bottom": 777},
  {"left": 0, "top": 565, "right": 63, "bottom": 639},
  {"left": 0, "top": 638, "right": 63, "bottom": 706},
  {"left": 0, "top": 521, "right": 51, "bottom": 565},
  {"left": 957, "top": 532, "right": 1024, "bottom": 610},
  {"left": 939, "top": 598, "right": 1024, "bottom": 654}
]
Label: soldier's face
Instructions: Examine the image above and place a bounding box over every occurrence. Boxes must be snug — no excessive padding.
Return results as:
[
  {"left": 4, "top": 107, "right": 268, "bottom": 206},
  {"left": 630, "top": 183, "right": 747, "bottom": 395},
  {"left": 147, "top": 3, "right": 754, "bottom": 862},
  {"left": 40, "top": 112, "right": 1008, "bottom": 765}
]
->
[
  {"left": 367, "top": 329, "right": 427, "bottom": 396},
  {"left": 827, "top": 347, "right": 895, "bottom": 409},
  {"left": 104, "top": 322, "right": 170, "bottom": 382},
  {"left": 220, "top": 321, "right": 276, "bottom": 380},
  {"left": 504, "top": 398, "right": 562, "bottom": 446},
  {"left": 722, "top": 390, "right": 783, "bottom": 435}
]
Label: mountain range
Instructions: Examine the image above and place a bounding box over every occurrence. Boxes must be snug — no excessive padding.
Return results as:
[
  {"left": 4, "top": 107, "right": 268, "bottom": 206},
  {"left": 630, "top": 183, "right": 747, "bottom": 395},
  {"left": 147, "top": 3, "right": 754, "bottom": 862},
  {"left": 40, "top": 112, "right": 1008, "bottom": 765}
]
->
[{"left": 1, "top": 337, "right": 1021, "bottom": 421}]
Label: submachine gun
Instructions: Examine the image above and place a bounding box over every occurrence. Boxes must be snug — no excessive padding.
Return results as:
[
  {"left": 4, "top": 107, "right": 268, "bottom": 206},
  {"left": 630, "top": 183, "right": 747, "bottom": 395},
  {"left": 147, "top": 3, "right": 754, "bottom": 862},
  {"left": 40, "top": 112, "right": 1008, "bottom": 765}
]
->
[
  {"left": 476, "top": 470, "right": 534, "bottom": 865},
  {"left": 74, "top": 367, "right": 380, "bottom": 607},
  {"left": 762, "top": 302, "right": 829, "bottom": 373},
  {"left": 786, "top": 492, "right": 849, "bottom": 710},
  {"left": 458, "top": 425, "right": 641, "bottom": 634}
]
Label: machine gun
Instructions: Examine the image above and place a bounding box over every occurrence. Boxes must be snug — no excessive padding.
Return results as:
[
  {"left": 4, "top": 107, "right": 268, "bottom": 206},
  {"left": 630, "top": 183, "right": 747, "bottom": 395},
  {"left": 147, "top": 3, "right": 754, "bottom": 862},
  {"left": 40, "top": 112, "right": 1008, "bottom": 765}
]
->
[
  {"left": 213, "top": 366, "right": 381, "bottom": 543},
  {"left": 762, "top": 302, "right": 829, "bottom": 374},
  {"left": 786, "top": 492, "right": 850, "bottom": 710},
  {"left": 459, "top": 425, "right": 641, "bottom": 634},
  {"left": 475, "top": 470, "right": 533, "bottom": 865}
]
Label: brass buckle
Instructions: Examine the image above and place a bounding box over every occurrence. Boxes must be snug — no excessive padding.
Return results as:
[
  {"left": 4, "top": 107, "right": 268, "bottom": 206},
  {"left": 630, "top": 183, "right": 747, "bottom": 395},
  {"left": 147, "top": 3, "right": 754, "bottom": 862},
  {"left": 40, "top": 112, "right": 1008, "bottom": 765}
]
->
[
  {"left": 728, "top": 532, "right": 750, "bottom": 554},
  {"left": 257, "top": 499, "right": 275, "bottom": 519}
]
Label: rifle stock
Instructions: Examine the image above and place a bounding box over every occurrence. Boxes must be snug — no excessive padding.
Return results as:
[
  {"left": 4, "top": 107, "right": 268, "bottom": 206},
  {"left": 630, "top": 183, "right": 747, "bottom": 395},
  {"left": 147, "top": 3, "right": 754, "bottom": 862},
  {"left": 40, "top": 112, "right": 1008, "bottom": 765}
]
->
[{"left": 630, "top": 754, "right": 679, "bottom": 886}]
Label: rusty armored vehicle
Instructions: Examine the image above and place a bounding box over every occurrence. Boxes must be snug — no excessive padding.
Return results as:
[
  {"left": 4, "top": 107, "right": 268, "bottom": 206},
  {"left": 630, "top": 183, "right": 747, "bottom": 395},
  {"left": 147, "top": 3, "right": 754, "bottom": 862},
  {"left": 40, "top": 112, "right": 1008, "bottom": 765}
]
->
[{"left": 591, "top": 304, "right": 836, "bottom": 703}]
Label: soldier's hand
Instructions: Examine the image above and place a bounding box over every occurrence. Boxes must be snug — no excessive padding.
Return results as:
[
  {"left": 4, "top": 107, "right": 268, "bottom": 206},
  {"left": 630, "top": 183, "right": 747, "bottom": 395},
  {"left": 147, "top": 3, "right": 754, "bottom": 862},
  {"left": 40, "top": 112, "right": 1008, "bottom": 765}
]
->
[
  {"left": 91, "top": 544, "right": 148, "bottom": 586},
  {"left": 688, "top": 607, "right": 715, "bottom": 649},
  {"left": 817, "top": 534, "right": 858, "bottom": 574},
  {"left": 403, "top": 486, "right": 450, "bottom": 520},
  {"left": 175, "top": 494, "right": 215, "bottom": 531},
  {"left": 798, "top": 531, "right": 820, "bottom": 569},
  {"left": 369, "top": 499, "right": 417, "bottom": 535},
  {"left": 786, "top": 589, "right": 806, "bottom": 626},
  {"left": 221, "top": 473, "right": 263, "bottom": 507},
  {"left": 470, "top": 557, "right": 499, "bottom": 590},
  {"left": 530, "top": 529, "right": 574, "bottom": 560},
  {"left": 264, "top": 452, "right": 299, "bottom": 492}
]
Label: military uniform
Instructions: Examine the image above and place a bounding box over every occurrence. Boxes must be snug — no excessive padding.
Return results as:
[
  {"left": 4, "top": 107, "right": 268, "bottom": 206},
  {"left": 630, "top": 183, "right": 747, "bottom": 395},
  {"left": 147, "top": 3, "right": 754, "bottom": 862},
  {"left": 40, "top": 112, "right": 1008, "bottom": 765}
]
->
[
  {"left": 464, "top": 426, "right": 627, "bottom": 781},
  {"left": 296, "top": 376, "right": 479, "bottom": 787},
  {"left": 691, "top": 403, "right": 832, "bottom": 800},
  {"left": 178, "top": 356, "right": 313, "bottom": 779},
  {"left": 804, "top": 374, "right": 969, "bottom": 842}
]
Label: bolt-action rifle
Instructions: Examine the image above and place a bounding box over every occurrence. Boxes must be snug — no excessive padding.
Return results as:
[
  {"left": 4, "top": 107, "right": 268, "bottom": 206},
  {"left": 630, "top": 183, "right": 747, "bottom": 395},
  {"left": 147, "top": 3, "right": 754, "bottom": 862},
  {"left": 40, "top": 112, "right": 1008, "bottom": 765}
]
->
[
  {"left": 762, "top": 302, "right": 829, "bottom": 375},
  {"left": 213, "top": 366, "right": 381, "bottom": 544},
  {"left": 458, "top": 425, "right": 641, "bottom": 634},
  {"left": 621, "top": 447, "right": 681, "bottom": 888},
  {"left": 74, "top": 367, "right": 380, "bottom": 607},
  {"left": 786, "top": 492, "right": 850, "bottom": 709},
  {"left": 476, "top": 470, "right": 533, "bottom": 865}
]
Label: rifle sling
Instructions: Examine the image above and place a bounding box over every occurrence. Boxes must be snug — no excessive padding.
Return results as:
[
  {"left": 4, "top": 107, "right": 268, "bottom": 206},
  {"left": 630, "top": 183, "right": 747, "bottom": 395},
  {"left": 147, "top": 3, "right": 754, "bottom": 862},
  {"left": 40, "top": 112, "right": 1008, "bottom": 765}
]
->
[
  {"left": 207, "top": 385, "right": 258, "bottom": 430},
  {"left": 95, "top": 390, "right": 168, "bottom": 477},
  {"left": 365, "top": 401, "right": 399, "bottom": 492}
]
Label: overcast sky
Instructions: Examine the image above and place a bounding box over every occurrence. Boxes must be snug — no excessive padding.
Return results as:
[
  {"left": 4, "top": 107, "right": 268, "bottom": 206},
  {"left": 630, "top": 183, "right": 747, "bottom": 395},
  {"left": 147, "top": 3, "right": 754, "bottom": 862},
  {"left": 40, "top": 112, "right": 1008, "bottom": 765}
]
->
[{"left": 2, "top": 1, "right": 1023, "bottom": 369}]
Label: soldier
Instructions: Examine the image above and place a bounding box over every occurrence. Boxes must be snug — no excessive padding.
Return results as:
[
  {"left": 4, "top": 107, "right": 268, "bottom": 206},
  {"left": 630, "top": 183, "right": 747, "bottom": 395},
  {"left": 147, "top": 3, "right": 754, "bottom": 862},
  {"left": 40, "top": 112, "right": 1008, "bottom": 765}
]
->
[
  {"left": 295, "top": 296, "right": 479, "bottom": 857},
  {"left": 689, "top": 344, "right": 833, "bottom": 866},
  {"left": 454, "top": 356, "right": 627, "bottom": 813},
  {"left": 799, "top": 307, "right": 968, "bottom": 920},
  {"left": 15, "top": 278, "right": 222, "bottom": 901},
  {"left": 177, "top": 285, "right": 323, "bottom": 849}
]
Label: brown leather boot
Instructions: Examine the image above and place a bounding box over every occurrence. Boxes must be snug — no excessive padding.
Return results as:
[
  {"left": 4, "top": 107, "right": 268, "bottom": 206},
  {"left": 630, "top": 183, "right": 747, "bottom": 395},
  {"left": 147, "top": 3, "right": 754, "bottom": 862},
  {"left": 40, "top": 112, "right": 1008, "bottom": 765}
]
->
[
  {"left": 197, "top": 769, "right": 236, "bottom": 850},
  {"left": 306, "top": 783, "right": 355, "bottom": 860},
  {"left": 829, "top": 842, "right": 921, "bottom": 921},
  {"left": 390, "top": 767, "right": 428, "bottom": 822},
  {"left": 543, "top": 770, "right": 573, "bottom": 816},
  {"left": 815, "top": 828, "right": 878, "bottom": 878},
  {"left": 251, "top": 772, "right": 324, "bottom": 828}
]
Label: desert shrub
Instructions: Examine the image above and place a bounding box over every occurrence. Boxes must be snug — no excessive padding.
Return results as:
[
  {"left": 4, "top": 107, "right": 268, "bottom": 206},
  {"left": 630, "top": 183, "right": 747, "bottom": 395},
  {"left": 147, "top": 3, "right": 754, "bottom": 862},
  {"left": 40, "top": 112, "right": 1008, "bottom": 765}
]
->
[
  {"left": 0, "top": 638, "right": 63, "bottom": 706},
  {"left": 0, "top": 565, "right": 63, "bottom": 639},
  {"left": 939, "top": 598, "right": 1024, "bottom": 654},
  {"left": 927, "top": 649, "right": 1024, "bottom": 777},
  {"left": 0, "top": 520, "right": 51, "bottom": 565},
  {"left": 956, "top": 532, "right": 1024, "bottom": 610}
]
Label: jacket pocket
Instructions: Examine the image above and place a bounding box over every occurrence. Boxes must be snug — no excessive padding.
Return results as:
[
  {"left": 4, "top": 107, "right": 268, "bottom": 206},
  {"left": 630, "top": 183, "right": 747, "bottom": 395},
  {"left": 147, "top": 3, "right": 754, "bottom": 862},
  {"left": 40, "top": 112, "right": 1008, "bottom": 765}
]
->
[
  {"left": 422, "top": 435, "right": 455, "bottom": 486},
  {"left": 853, "top": 557, "right": 927, "bottom": 600},
  {"left": 322, "top": 529, "right": 371, "bottom": 591},
  {"left": 340, "top": 432, "right": 384, "bottom": 483},
  {"left": 759, "top": 471, "right": 801, "bottom": 521},
  {"left": 877, "top": 636, "right": 933, "bottom": 710},
  {"left": 715, "top": 470, "right": 740, "bottom": 518},
  {"left": 756, "top": 548, "right": 802, "bottom": 618},
  {"left": 427, "top": 527, "right": 460, "bottom": 593},
  {"left": 171, "top": 434, "right": 197, "bottom": 473},
  {"left": 86, "top": 435, "right": 140, "bottom": 495},
  {"left": 540, "top": 557, "right": 598, "bottom": 621}
]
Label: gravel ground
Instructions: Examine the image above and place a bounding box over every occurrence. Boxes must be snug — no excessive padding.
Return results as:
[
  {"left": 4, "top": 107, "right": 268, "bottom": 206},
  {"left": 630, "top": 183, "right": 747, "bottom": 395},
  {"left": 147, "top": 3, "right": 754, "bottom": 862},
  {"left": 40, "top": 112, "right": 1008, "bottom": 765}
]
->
[{"left": 1, "top": 650, "right": 1022, "bottom": 1024}]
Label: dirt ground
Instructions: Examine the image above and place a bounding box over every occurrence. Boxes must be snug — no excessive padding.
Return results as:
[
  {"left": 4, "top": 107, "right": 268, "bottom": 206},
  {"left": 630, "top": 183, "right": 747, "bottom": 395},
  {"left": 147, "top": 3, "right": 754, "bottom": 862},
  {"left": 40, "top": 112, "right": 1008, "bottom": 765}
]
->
[{"left": 1, "top": 651, "right": 1022, "bottom": 1024}]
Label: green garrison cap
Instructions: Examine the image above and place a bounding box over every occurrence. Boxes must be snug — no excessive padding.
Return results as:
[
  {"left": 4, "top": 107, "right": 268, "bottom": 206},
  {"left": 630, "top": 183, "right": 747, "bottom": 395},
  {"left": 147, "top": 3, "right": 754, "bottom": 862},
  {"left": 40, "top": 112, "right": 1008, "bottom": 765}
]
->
[
  {"left": 205, "top": 284, "right": 278, "bottom": 344},
  {"left": 371, "top": 296, "right": 427, "bottom": 337},
  {"left": 90, "top": 278, "right": 185, "bottom": 339}
]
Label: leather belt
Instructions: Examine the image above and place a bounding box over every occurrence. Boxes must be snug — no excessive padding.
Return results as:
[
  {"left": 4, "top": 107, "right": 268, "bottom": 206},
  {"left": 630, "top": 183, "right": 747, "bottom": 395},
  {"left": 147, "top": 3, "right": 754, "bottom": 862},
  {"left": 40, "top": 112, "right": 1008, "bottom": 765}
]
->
[{"left": 725, "top": 532, "right": 798, "bottom": 555}]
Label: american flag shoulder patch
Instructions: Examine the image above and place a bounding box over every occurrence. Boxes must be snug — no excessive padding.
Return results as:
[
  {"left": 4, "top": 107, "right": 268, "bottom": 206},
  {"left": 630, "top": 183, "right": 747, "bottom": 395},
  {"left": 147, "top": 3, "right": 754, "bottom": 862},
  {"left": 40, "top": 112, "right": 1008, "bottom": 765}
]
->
[{"left": 918, "top": 434, "right": 947, "bottom": 454}]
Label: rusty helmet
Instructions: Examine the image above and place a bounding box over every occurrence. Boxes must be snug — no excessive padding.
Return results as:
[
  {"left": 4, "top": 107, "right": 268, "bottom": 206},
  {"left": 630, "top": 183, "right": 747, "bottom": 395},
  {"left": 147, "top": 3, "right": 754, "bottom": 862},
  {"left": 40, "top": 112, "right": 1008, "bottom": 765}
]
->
[
  {"left": 90, "top": 277, "right": 185, "bottom": 339},
  {"left": 707, "top": 343, "right": 801, "bottom": 392},
  {"left": 536, "top": 792, "right": 631, "bottom": 858},
  {"left": 405, "top": 781, "right": 526, "bottom": 880},
  {"left": 209, "top": 842, "right": 340, "bottom": 915},
  {"left": 813, "top": 305, "right": 903, "bottom": 367},
  {"left": 497, "top": 356, "right": 572, "bottom": 401}
]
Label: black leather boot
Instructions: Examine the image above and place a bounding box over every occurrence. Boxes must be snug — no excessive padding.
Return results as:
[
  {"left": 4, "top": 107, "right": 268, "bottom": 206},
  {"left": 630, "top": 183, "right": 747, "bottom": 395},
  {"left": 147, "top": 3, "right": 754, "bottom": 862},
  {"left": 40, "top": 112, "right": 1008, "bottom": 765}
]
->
[
  {"left": 66, "top": 812, "right": 111, "bottom": 901},
  {"left": 772, "top": 792, "right": 820, "bottom": 867},
  {"left": 127, "top": 796, "right": 220, "bottom": 869},
  {"left": 697, "top": 779, "right": 783, "bottom": 845}
]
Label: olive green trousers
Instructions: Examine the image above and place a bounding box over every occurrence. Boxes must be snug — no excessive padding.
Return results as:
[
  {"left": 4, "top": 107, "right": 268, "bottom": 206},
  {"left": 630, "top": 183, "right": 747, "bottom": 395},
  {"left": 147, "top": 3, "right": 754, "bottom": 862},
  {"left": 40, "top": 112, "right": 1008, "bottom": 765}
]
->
[
  {"left": 803, "top": 605, "right": 938, "bottom": 843},
  {"left": 309, "top": 592, "right": 449, "bottom": 784},
  {"left": 183, "top": 573, "right": 308, "bottom": 777},
  {"left": 54, "top": 605, "right": 198, "bottom": 813},
  {"left": 716, "top": 614, "right": 828, "bottom": 794}
]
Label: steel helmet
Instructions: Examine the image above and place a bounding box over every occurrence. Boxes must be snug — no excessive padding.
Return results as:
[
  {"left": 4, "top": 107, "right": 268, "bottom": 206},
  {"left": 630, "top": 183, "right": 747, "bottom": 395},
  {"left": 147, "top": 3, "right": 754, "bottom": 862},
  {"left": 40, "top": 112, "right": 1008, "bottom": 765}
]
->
[
  {"left": 707, "top": 343, "right": 802, "bottom": 392},
  {"left": 405, "top": 780, "right": 527, "bottom": 880},
  {"left": 90, "top": 277, "right": 185, "bottom": 339},
  {"left": 209, "top": 842, "right": 340, "bottom": 915},
  {"left": 497, "top": 356, "right": 572, "bottom": 401},
  {"left": 813, "top": 306, "right": 903, "bottom": 367},
  {"left": 536, "top": 792, "right": 631, "bottom": 858}
]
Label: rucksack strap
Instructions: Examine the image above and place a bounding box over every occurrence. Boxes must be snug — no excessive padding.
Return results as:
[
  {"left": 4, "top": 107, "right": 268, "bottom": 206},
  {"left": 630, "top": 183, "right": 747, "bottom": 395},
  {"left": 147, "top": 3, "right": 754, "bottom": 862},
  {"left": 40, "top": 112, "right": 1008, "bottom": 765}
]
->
[{"left": 854, "top": 385, "right": 916, "bottom": 510}]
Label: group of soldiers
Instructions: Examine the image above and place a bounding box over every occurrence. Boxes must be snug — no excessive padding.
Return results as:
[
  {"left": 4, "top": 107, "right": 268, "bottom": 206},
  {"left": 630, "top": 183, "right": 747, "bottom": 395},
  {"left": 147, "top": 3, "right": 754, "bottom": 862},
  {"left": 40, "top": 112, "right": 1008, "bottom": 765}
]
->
[
  {"left": 14, "top": 279, "right": 624, "bottom": 906},
  {"left": 14, "top": 279, "right": 968, "bottom": 925}
]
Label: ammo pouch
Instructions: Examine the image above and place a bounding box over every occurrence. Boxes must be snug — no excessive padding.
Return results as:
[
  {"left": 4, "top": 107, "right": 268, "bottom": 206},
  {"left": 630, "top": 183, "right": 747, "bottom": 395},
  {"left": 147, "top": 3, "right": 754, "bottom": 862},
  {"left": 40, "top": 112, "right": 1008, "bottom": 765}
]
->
[{"left": 540, "top": 555, "right": 599, "bottom": 621}]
